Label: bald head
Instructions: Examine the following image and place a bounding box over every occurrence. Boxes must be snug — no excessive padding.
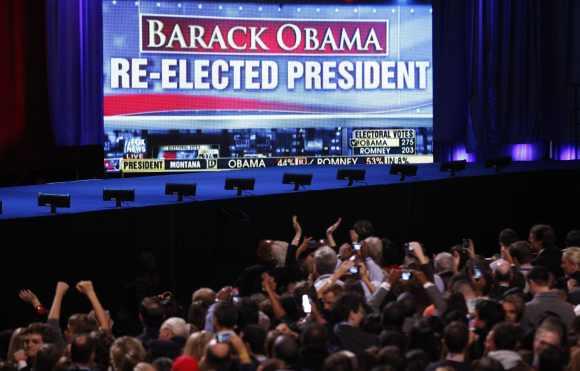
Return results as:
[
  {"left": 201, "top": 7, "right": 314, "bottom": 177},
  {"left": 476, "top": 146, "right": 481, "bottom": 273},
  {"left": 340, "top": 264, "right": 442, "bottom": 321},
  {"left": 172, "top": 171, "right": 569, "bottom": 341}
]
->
[
  {"left": 160, "top": 317, "right": 189, "bottom": 339},
  {"left": 192, "top": 288, "right": 216, "bottom": 306}
]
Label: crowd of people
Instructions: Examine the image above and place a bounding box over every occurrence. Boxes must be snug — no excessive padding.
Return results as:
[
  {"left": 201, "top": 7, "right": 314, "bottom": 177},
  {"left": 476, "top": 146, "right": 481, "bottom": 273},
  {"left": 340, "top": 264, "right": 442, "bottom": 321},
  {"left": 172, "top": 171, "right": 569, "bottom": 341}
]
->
[{"left": 3, "top": 217, "right": 580, "bottom": 371}]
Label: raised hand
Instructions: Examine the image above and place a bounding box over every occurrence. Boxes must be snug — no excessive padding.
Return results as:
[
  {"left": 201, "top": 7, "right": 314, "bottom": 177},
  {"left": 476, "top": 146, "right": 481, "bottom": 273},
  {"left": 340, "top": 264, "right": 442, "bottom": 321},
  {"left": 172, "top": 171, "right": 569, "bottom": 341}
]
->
[
  {"left": 359, "top": 262, "right": 370, "bottom": 280},
  {"left": 388, "top": 268, "right": 402, "bottom": 285},
  {"left": 216, "top": 286, "right": 234, "bottom": 302},
  {"left": 409, "top": 241, "right": 428, "bottom": 264},
  {"left": 326, "top": 217, "right": 342, "bottom": 235},
  {"left": 336, "top": 258, "right": 355, "bottom": 277},
  {"left": 75, "top": 281, "right": 94, "bottom": 295},
  {"left": 292, "top": 215, "right": 302, "bottom": 234},
  {"left": 19, "top": 289, "right": 41, "bottom": 307},
  {"left": 466, "top": 238, "right": 476, "bottom": 258},
  {"left": 76, "top": 281, "right": 111, "bottom": 332},
  {"left": 501, "top": 246, "right": 515, "bottom": 265},
  {"left": 452, "top": 251, "right": 461, "bottom": 272},
  {"left": 56, "top": 281, "right": 70, "bottom": 295},
  {"left": 261, "top": 273, "right": 277, "bottom": 294}
]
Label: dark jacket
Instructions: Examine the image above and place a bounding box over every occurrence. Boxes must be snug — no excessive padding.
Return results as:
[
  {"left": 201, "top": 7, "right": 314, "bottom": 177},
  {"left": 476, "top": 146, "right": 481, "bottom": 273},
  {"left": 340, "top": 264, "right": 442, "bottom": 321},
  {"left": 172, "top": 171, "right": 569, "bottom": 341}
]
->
[
  {"left": 147, "top": 336, "right": 186, "bottom": 361},
  {"left": 532, "top": 248, "right": 563, "bottom": 278},
  {"left": 333, "top": 323, "right": 378, "bottom": 355},
  {"left": 520, "top": 291, "right": 575, "bottom": 331}
]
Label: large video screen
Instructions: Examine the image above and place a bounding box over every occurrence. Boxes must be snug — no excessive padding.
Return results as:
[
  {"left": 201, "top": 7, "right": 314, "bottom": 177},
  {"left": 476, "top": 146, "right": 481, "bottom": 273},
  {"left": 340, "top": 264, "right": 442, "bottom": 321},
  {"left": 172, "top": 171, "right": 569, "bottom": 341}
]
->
[{"left": 103, "top": 0, "right": 433, "bottom": 173}]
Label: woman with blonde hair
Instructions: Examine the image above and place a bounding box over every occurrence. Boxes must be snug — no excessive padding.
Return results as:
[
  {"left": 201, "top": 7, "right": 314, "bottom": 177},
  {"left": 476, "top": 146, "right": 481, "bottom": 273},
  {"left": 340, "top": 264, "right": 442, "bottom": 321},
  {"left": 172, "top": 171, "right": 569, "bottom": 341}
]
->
[
  {"left": 183, "top": 331, "right": 214, "bottom": 361},
  {"left": 110, "top": 336, "right": 145, "bottom": 371},
  {"left": 561, "top": 247, "right": 580, "bottom": 276}
]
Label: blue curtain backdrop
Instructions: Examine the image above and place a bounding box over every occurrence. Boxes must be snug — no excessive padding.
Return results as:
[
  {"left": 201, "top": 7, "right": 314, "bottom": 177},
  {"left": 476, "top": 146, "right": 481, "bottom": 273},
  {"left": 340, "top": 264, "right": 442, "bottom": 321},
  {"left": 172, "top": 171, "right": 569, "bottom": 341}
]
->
[
  {"left": 44, "top": 0, "right": 577, "bottom": 161},
  {"left": 46, "top": 0, "right": 103, "bottom": 147},
  {"left": 434, "top": 0, "right": 576, "bottom": 162}
]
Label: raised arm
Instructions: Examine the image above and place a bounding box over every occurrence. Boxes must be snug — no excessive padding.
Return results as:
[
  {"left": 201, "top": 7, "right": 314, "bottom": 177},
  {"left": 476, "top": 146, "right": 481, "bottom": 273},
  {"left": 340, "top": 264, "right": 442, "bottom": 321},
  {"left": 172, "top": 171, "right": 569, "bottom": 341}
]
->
[
  {"left": 359, "top": 262, "right": 376, "bottom": 294},
  {"left": 228, "top": 333, "right": 252, "bottom": 365},
  {"left": 19, "top": 289, "right": 47, "bottom": 316},
  {"left": 48, "top": 282, "right": 69, "bottom": 321},
  {"left": 262, "top": 273, "right": 286, "bottom": 320},
  {"left": 409, "top": 242, "right": 434, "bottom": 281},
  {"left": 466, "top": 238, "right": 476, "bottom": 259},
  {"left": 361, "top": 240, "right": 384, "bottom": 282},
  {"left": 501, "top": 245, "right": 516, "bottom": 266},
  {"left": 368, "top": 269, "right": 400, "bottom": 312},
  {"left": 413, "top": 270, "right": 446, "bottom": 315},
  {"left": 316, "top": 258, "right": 353, "bottom": 297},
  {"left": 325, "top": 217, "right": 342, "bottom": 249},
  {"left": 295, "top": 236, "right": 313, "bottom": 260},
  {"left": 76, "top": 281, "right": 111, "bottom": 331},
  {"left": 291, "top": 215, "right": 302, "bottom": 247},
  {"left": 285, "top": 216, "right": 302, "bottom": 270}
]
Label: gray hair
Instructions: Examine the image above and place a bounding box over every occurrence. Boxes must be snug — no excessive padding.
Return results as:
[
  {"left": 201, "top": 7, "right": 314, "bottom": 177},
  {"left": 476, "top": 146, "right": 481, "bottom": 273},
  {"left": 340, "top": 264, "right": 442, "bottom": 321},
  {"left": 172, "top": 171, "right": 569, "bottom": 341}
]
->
[
  {"left": 270, "top": 240, "right": 289, "bottom": 267},
  {"left": 160, "top": 317, "right": 189, "bottom": 338},
  {"left": 364, "top": 237, "right": 383, "bottom": 266},
  {"left": 314, "top": 246, "right": 338, "bottom": 275},
  {"left": 434, "top": 252, "right": 454, "bottom": 273},
  {"left": 563, "top": 247, "right": 580, "bottom": 266}
]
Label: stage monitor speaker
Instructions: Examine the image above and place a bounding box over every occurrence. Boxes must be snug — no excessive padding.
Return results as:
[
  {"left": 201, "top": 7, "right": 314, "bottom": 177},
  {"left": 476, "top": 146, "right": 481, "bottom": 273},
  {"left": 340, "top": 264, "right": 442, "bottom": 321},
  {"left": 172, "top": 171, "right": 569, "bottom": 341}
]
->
[
  {"left": 282, "top": 173, "right": 313, "bottom": 191},
  {"left": 390, "top": 164, "right": 418, "bottom": 181},
  {"left": 337, "top": 169, "right": 365, "bottom": 186},
  {"left": 38, "top": 193, "right": 70, "bottom": 214},
  {"left": 485, "top": 156, "right": 512, "bottom": 172},
  {"left": 165, "top": 183, "right": 197, "bottom": 201},
  {"left": 103, "top": 189, "right": 135, "bottom": 208},
  {"left": 440, "top": 160, "right": 467, "bottom": 176},
  {"left": 225, "top": 178, "right": 255, "bottom": 196}
]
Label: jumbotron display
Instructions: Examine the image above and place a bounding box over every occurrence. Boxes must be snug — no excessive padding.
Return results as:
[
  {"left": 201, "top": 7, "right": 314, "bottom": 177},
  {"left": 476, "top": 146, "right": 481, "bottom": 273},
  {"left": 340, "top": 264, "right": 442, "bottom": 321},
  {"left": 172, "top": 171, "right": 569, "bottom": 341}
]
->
[{"left": 103, "top": 0, "right": 433, "bottom": 173}]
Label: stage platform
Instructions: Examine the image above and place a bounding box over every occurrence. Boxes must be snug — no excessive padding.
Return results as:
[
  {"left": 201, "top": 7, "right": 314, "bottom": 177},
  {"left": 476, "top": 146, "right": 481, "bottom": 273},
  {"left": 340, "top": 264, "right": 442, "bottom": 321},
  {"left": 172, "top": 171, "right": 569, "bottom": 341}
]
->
[
  {"left": 0, "top": 160, "right": 579, "bottom": 331},
  {"left": 0, "top": 160, "right": 578, "bottom": 220}
]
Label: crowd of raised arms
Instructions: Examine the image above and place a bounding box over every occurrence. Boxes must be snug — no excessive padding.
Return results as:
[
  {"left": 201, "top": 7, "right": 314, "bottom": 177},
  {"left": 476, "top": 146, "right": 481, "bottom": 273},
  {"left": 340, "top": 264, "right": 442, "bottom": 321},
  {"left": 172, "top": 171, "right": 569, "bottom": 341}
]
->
[{"left": 4, "top": 218, "right": 580, "bottom": 371}]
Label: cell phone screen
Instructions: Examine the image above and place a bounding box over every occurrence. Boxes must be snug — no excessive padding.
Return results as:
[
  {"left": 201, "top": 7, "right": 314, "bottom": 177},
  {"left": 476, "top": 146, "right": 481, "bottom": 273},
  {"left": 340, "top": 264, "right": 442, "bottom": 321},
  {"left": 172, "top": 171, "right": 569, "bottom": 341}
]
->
[
  {"left": 353, "top": 243, "right": 361, "bottom": 251},
  {"left": 217, "top": 333, "right": 231, "bottom": 343},
  {"left": 401, "top": 271, "right": 411, "bottom": 280},
  {"left": 302, "top": 294, "right": 311, "bottom": 314}
]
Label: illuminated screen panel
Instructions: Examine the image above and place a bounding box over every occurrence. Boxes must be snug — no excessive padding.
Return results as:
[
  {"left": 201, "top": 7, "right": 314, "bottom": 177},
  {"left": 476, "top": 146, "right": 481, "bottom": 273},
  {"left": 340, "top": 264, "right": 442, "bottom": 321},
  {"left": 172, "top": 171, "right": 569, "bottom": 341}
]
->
[{"left": 103, "top": 1, "right": 433, "bottom": 173}]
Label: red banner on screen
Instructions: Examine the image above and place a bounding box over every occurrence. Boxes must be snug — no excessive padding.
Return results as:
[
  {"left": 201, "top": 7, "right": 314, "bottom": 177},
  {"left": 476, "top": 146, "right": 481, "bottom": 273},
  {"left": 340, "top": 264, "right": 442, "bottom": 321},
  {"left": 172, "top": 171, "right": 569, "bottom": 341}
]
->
[{"left": 140, "top": 15, "right": 388, "bottom": 55}]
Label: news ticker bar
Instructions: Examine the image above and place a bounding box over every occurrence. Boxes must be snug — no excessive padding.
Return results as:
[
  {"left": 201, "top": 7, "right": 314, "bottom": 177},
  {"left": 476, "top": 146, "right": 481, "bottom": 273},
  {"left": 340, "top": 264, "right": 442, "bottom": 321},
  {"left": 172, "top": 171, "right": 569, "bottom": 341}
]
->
[{"left": 120, "top": 155, "right": 433, "bottom": 173}]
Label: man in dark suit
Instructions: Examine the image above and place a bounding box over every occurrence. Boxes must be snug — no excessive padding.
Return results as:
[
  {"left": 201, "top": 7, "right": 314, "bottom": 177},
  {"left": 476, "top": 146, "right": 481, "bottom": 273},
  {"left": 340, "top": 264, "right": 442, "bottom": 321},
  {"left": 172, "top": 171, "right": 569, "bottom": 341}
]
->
[
  {"left": 529, "top": 224, "right": 563, "bottom": 278},
  {"left": 520, "top": 266, "right": 575, "bottom": 333},
  {"left": 332, "top": 293, "right": 377, "bottom": 354}
]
